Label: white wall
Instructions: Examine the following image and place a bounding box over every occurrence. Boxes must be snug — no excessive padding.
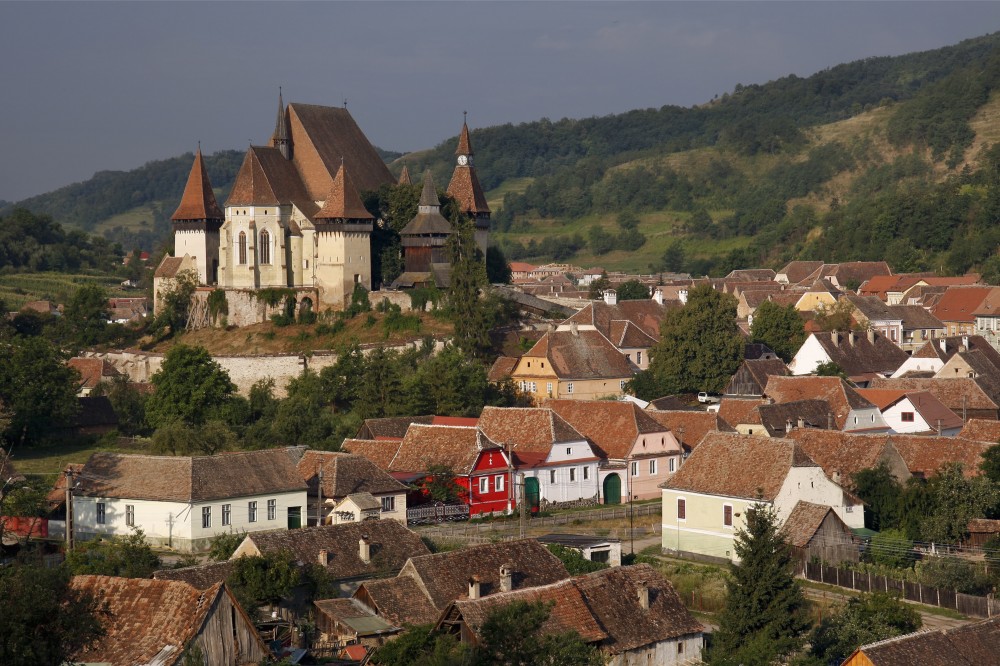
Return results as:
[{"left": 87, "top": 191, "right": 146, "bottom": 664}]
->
[
  {"left": 524, "top": 462, "right": 600, "bottom": 504},
  {"left": 844, "top": 407, "right": 890, "bottom": 433},
  {"left": 788, "top": 335, "right": 830, "bottom": 375},
  {"left": 776, "top": 467, "right": 865, "bottom": 529},
  {"left": 891, "top": 357, "right": 945, "bottom": 378},
  {"left": 607, "top": 634, "right": 703, "bottom": 666}
]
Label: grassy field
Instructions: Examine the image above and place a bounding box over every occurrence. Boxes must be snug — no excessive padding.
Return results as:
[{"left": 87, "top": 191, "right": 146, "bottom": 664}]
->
[
  {"left": 12, "top": 436, "right": 152, "bottom": 477},
  {"left": 91, "top": 205, "right": 160, "bottom": 235},
  {"left": 0, "top": 272, "right": 132, "bottom": 310}
]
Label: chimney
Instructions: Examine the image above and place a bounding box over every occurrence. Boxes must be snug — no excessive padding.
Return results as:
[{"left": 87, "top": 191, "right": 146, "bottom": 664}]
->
[
  {"left": 848, "top": 330, "right": 856, "bottom": 346},
  {"left": 832, "top": 470, "right": 841, "bottom": 485},
  {"left": 653, "top": 289, "right": 664, "bottom": 305},
  {"left": 570, "top": 321, "right": 578, "bottom": 336},
  {"left": 468, "top": 576, "right": 481, "bottom": 599},
  {"left": 500, "top": 564, "right": 513, "bottom": 593},
  {"left": 603, "top": 289, "right": 617, "bottom": 306},
  {"left": 786, "top": 418, "right": 794, "bottom": 433},
  {"left": 962, "top": 335, "right": 969, "bottom": 351},
  {"left": 940, "top": 338, "right": 947, "bottom": 353},
  {"left": 359, "top": 536, "right": 371, "bottom": 564},
  {"left": 797, "top": 417, "right": 805, "bottom": 429},
  {"left": 318, "top": 549, "right": 329, "bottom": 566},
  {"left": 637, "top": 580, "right": 649, "bottom": 610},
  {"left": 867, "top": 329, "right": 875, "bottom": 344},
  {"left": 832, "top": 331, "right": 840, "bottom": 347}
]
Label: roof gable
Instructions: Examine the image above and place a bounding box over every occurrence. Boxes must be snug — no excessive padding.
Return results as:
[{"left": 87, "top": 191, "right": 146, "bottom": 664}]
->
[
  {"left": 477, "top": 406, "right": 587, "bottom": 453},
  {"left": 314, "top": 164, "right": 374, "bottom": 221},
  {"left": 171, "top": 148, "right": 223, "bottom": 221},
  {"left": 389, "top": 424, "right": 499, "bottom": 475},
  {"left": 295, "top": 450, "right": 407, "bottom": 498},
  {"left": 525, "top": 330, "right": 634, "bottom": 380},
  {"left": 547, "top": 399, "right": 668, "bottom": 459}
]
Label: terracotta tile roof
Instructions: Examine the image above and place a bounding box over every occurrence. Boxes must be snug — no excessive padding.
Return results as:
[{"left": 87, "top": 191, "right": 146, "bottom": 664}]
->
[
  {"left": 765, "top": 376, "right": 876, "bottom": 429},
  {"left": 314, "top": 164, "right": 374, "bottom": 221},
  {"left": 853, "top": 616, "right": 1000, "bottom": 665},
  {"left": 225, "top": 146, "right": 318, "bottom": 218},
  {"left": 546, "top": 399, "right": 668, "bottom": 459},
  {"left": 387, "top": 424, "right": 501, "bottom": 475},
  {"left": 825, "top": 261, "right": 891, "bottom": 285},
  {"left": 868, "top": 377, "right": 998, "bottom": 412},
  {"left": 912, "top": 335, "right": 1000, "bottom": 368},
  {"left": 242, "top": 519, "right": 429, "bottom": 580},
  {"left": 859, "top": 274, "right": 906, "bottom": 299},
  {"left": 447, "top": 165, "right": 491, "bottom": 215},
  {"left": 757, "top": 400, "right": 837, "bottom": 436},
  {"left": 718, "top": 397, "right": 765, "bottom": 426},
  {"left": 646, "top": 395, "right": 693, "bottom": 410},
  {"left": 808, "top": 331, "right": 909, "bottom": 378},
  {"left": 68, "top": 357, "right": 120, "bottom": 389},
  {"left": 487, "top": 356, "right": 519, "bottom": 382},
  {"left": 845, "top": 294, "right": 902, "bottom": 322},
  {"left": 293, "top": 450, "right": 407, "bottom": 499},
  {"left": 893, "top": 304, "right": 945, "bottom": 331},
  {"left": 784, "top": 429, "right": 900, "bottom": 487},
  {"left": 76, "top": 449, "right": 307, "bottom": 503},
  {"left": 153, "top": 255, "right": 185, "bottom": 278},
  {"left": 524, "top": 330, "right": 635, "bottom": 381},
  {"left": 356, "top": 574, "right": 439, "bottom": 627},
  {"left": 643, "top": 410, "right": 735, "bottom": 451},
  {"left": 153, "top": 560, "right": 236, "bottom": 590},
  {"left": 725, "top": 269, "right": 777, "bottom": 281},
  {"left": 903, "top": 390, "right": 964, "bottom": 431},
  {"left": 856, "top": 388, "right": 910, "bottom": 410},
  {"left": 478, "top": 406, "right": 588, "bottom": 454},
  {"left": 889, "top": 436, "right": 992, "bottom": 478},
  {"left": 958, "top": 419, "right": 1000, "bottom": 442},
  {"left": 286, "top": 103, "right": 394, "bottom": 197},
  {"left": 46, "top": 463, "right": 84, "bottom": 506},
  {"left": 777, "top": 261, "right": 824, "bottom": 283},
  {"left": 931, "top": 286, "right": 995, "bottom": 324},
  {"left": 663, "top": 432, "right": 817, "bottom": 501},
  {"left": 397, "top": 164, "right": 411, "bottom": 185},
  {"left": 171, "top": 148, "right": 223, "bottom": 221},
  {"left": 565, "top": 300, "right": 667, "bottom": 341},
  {"left": 432, "top": 416, "right": 480, "bottom": 427},
  {"left": 356, "top": 415, "right": 434, "bottom": 440},
  {"left": 972, "top": 287, "right": 1000, "bottom": 317},
  {"left": 781, "top": 501, "right": 841, "bottom": 548},
  {"left": 340, "top": 439, "right": 403, "bottom": 471},
  {"left": 609, "top": 320, "right": 658, "bottom": 348},
  {"left": 67, "top": 575, "right": 261, "bottom": 666},
  {"left": 745, "top": 358, "right": 790, "bottom": 386}
]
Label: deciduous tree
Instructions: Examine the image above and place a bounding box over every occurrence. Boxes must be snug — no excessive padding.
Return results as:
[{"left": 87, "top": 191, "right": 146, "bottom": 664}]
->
[
  {"left": 145, "top": 344, "right": 236, "bottom": 428},
  {"left": 750, "top": 300, "right": 805, "bottom": 362},
  {"left": 0, "top": 335, "right": 79, "bottom": 447},
  {"left": 807, "top": 593, "right": 920, "bottom": 665}
]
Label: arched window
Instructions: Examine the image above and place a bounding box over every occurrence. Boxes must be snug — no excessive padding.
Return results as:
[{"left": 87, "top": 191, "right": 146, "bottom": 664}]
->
[
  {"left": 238, "top": 231, "right": 247, "bottom": 265},
  {"left": 259, "top": 230, "right": 271, "bottom": 265}
]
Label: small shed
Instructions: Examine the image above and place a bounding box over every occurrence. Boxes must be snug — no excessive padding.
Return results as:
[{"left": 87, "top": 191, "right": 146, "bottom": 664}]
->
[
  {"left": 331, "top": 492, "right": 382, "bottom": 525},
  {"left": 313, "top": 598, "right": 400, "bottom": 647},
  {"left": 537, "top": 533, "right": 622, "bottom": 566},
  {"left": 782, "top": 501, "right": 858, "bottom": 566},
  {"left": 965, "top": 518, "right": 1000, "bottom": 549}
]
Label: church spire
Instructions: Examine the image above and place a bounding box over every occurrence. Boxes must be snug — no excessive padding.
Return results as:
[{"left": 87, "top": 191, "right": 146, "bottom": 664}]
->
[
  {"left": 456, "top": 111, "right": 474, "bottom": 159},
  {"left": 398, "top": 164, "right": 411, "bottom": 186},
  {"left": 171, "top": 146, "right": 224, "bottom": 222},
  {"left": 419, "top": 169, "right": 440, "bottom": 210},
  {"left": 315, "top": 163, "right": 373, "bottom": 221},
  {"left": 272, "top": 87, "right": 291, "bottom": 160}
]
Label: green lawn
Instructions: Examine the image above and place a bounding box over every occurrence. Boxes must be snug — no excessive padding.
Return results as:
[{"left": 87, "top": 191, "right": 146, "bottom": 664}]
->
[
  {"left": 0, "top": 272, "right": 130, "bottom": 310},
  {"left": 11, "top": 437, "right": 148, "bottom": 477}
]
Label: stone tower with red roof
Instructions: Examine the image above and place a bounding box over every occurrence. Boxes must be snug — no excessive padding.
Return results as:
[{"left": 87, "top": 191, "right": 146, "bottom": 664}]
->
[
  {"left": 446, "top": 115, "right": 491, "bottom": 254},
  {"left": 171, "top": 146, "right": 224, "bottom": 285}
]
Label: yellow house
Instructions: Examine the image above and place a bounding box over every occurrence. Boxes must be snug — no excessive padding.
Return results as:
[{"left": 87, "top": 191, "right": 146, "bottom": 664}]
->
[{"left": 510, "top": 328, "right": 635, "bottom": 403}]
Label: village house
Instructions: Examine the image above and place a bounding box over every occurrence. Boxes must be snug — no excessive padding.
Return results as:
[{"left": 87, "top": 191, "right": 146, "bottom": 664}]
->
[
  {"left": 842, "top": 295, "right": 905, "bottom": 345},
  {"left": 934, "top": 349, "right": 1000, "bottom": 409},
  {"left": 231, "top": 519, "right": 430, "bottom": 595},
  {"left": 724, "top": 357, "right": 790, "bottom": 397},
  {"left": 476, "top": 406, "right": 602, "bottom": 507},
  {"left": 842, "top": 616, "right": 1000, "bottom": 665},
  {"left": 958, "top": 418, "right": 1000, "bottom": 442},
  {"left": 788, "top": 330, "right": 908, "bottom": 384},
  {"left": 434, "top": 564, "right": 705, "bottom": 666},
  {"left": 547, "top": 399, "right": 682, "bottom": 503},
  {"left": 312, "top": 598, "right": 401, "bottom": 650},
  {"left": 557, "top": 294, "right": 671, "bottom": 371},
  {"left": 892, "top": 334, "right": 1000, "bottom": 378},
  {"left": 661, "top": 433, "right": 864, "bottom": 562},
  {"left": 776, "top": 260, "right": 824, "bottom": 285},
  {"left": 68, "top": 575, "right": 270, "bottom": 666},
  {"left": 644, "top": 409, "right": 737, "bottom": 454},
  {"left": 869, "top": 376, "right": 999, "bottom": 421},
  {"left": 764, "top": 376, "right": 890, "bottom": 433},
  {"left": 291, "top": 449, "right": 408, "bottom": 526},
  {"left": 855, "top": 389, "right": 963, "bottom": 435},
  {"left": 353, "top": 539, "right": 570, "bottom": 628},
  {"left": 72, "top": 449, "right": 308, "bottom": 552},
  {"left": 931, "top": 286, "right": 996, "bottom": 336},
  {"left": 68, "top": 356, "right": 121, "bottom": 396},
  {"left": 799, "top": 261, "right": 892, "bottom": 291},
  {"left": 537, "top": 533, "right": 623, "bottom": 566},
  {"left": 783, "top": 429, "right": 912, "bottom": 489},
  {"left": 781, "top": 500, "right": 858, "bottom": 566}
]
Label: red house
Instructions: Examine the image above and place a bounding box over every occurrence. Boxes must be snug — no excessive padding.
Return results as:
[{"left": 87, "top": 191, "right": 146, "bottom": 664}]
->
[{"left": 343, "top": 424, "right": 513, "bottom": 516}]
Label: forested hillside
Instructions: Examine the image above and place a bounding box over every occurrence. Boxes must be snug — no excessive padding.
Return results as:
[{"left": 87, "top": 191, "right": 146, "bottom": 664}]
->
[{"left": 5, "top": 32, "right": 1000, "bottom": 271}]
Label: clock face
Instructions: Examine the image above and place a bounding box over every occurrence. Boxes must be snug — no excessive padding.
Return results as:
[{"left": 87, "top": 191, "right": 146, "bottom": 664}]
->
[{"left": 457, "top": 154, "right": 468, "bottom": 166}]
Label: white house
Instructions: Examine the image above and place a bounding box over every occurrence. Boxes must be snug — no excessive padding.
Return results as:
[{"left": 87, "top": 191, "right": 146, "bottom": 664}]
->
[
  {"left": 292, "top": 449, "right": 408, "bottom": 526},
  {"left": 787, "top": 331, "right": 908, "bottom": 384},
  {"left": 72, "top": 449, "right": 308, "bottom": 552},
  {"left": 856, "top": 389, "right": 963, "bottom": 436}
]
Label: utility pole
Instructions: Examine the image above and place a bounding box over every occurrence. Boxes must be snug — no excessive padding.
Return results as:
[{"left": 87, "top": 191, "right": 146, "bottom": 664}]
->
[
  {"left": 317, "top": 468, "right": 324, "bottom": 526},
  {"left": 518, "top": 473, "right": 526, "bottom": 539},
  {"left": 64, "top": 467, "right": 74, "bottom": 552}
]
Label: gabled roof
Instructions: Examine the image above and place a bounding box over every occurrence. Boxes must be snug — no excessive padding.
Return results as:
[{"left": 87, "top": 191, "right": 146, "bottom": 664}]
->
[
  {"left": 644, "top": 410, "right": 736, "bottom": 451},
  {"left": 781, "top": 500, "right": 848, "bottom": 548},
  {"left": 564, "top": 300, "right": 667, "bottom": 341},
  {"left": 225, "top": 145, "right": 317, "bottom": 217},
  {"left": 314, "top": 598, "right": 398, "bottom": 637},
  {"left": 844, "top": 294, "right": 902, "bottom": 322},
  {"left": 547, "top": 399, "right": 669, "bottom": 460},
  {"left": 757, "top": 400, "right": 837, "bottom": 436},
  {"left": 888, "top": 436, "right": 992, "bottom": 478},
  {"left": 765, "top": 375, "right": 877, "bottom": 429},
  {"left": 153, "top": 560, "right": 236, "bottom": 590},
  {"left": 744, "top": 358, "right": 790, "bottom": 386},
  {"left": 856, "top": 389, "right": 962, "bottom": 432},
  {"left": 477, "top": 406, "right": 587, "bottom": 453},
  {"left": 893, "top": 304, "right": 945, "bottom": 331},
  {"left": 293, "top": 450, "right": 407, "bottom": 498},
  {"left": 171, "top": 148, "right": 223, "bottom": 221},
  {"left": 784, "top": 429, "right": 907, "bottom": 487},
  {"left": 340, "top": 439, "right": 403, "bottom": 471},
  {"left": 958, "top": 419, "right": 1000, "bottom": 443},
  {"left": 868, "top": 377, "right": 999, "bottom": 412},
  {"left": 523, "top": 330, "right": 634, "bottom": 381},
  {"left": 718, "top": 397, "right": 764, "bottom": 427},
  {"left": 68, "top": 357, "right": 120, "bottom": 389},
  {"left": 725, "top": 268, "right": 776, "bottom": 281},
  {"left": 807, "top": 330, "right": 909, "bottom": 379},
  {"left": 386, "top": 424, "right": 501, "bottom": 475},
  {"left": 356, "top": 415, "right": 435, "bottom": 440},
  {"left": 68, "top": 575, "right": 267, "bottom": 666},
  {"left": 76, "top": 449, "right": 307, "bottom": 503},
  {"left": 663, "top": 432, "right": 818, "bottom": 501},
  {"left": 911, "top": 335, "right": 1000, "bottom": 369},
  {"left": 931, "top": 286, "right": 995, "bottom": 323},
  {"left": 153, "top": 255, "right": 190, "bottom": 279},
  {"left": 314, "top": 164, "right": 374, "bottom": 221},
  {"left": 777, "top": 260, "right": 824, "bottom": 283},
  {"left": 356, "top": 574, "right": 438, "bottom": 627},
  {"left": 487, "top": 355, "right": 519, "bottom": 382},
  {"left": 240, "top": 519, "right": 429, "bottom": 580},
  {"left": 850, "top": 616, "right": 1000, "bottom": 665}
]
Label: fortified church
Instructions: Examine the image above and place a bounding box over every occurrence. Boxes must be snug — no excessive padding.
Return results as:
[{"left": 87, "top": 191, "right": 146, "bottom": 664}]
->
[{"left": 157, "top": 93, "right": 490, "bottom": 316}]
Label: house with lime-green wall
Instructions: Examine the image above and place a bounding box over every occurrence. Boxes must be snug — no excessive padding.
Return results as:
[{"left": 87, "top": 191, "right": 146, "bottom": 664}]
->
[{"left": 660, "top": 433, "right": 864, "bottom": 562}]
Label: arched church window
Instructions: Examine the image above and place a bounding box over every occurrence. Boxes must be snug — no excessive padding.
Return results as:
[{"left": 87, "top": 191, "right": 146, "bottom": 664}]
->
[
  {"left": 260, "top": 230, "right": 271, "bottom": 265},
  {"left": 238, "top": 232, "right": 247, "bottom": 265}
]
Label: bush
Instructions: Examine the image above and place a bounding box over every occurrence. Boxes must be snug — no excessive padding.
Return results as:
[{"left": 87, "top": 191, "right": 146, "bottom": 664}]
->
[{"left": 865, "top": 529, "right": 915, "bottom": 569}]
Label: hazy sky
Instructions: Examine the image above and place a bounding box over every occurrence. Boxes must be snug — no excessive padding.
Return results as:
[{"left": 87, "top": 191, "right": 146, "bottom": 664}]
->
[{"left": 2, "top": 2, "right": 998, "bottom": 202}]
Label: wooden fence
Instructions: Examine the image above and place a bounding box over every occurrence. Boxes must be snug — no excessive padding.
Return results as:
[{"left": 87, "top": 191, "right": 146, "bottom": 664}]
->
[{"left": 802, "top": 561, "right": 1000, "bottom": 618}]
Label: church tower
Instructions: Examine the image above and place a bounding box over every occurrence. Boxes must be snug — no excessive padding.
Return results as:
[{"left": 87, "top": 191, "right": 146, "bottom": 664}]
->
[
  {"left": 271, "top": 88, "right": 291, "bottom": 160},
  {"left": 171, "top": 146, "right": 223, "bottom": 284},
  {"left": 313, "top": 163, "right": 374, "bottom": 306},
  {"left": 446, "top": 114, "right": 491, "bottom": 254}
]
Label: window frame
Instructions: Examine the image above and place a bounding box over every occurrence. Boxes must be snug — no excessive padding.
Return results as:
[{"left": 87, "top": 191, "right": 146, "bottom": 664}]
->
[
  {"left": 202, "top": 506, "right": 212, "bottom": 529},
  {"left": 381, "top": 496, "right": 396, "bottom": 512},
  {"left": 901, "top": 411, "right": 915, "bottom": 423},
  {"left": 238, "top": 231, "right": 247, "bottom": 265},
  {"left": 267, "top": 499, "right": 276, "bottom": 521},
  {"left": 125, "top": 504, "right": 134, "bottom": 527},
  {"left": 649, "top": 459, "right": 658, "bottom": 475},
  {"left": 96, "top": 502, "right": 106, "bottom": 525},
  {"left": 222, "top": 503, "right": 231, "bottom": 526},
  {"left": 677, "top": 497, "right": 686, "bottom": 521},
  {"left": 259, "top": 229, "right": 271, "bottom": 265},
  {"left": 478, "top": 476, "right": 489, "bottom": 494},
  {"left": 248, "top": 501, "right": 258, "bottom": 523},
  {"left": 566, "top": 382, "right": 574, "bottom": 394},
  {"left": 631, "top": 461, "right": 639, "bottom": 477},
  {"left": 723, "top": 503, "right": 734, "bottom": 528},
  {"left": 550, "top": 469, "right": 557, "bottom": 484},
  {"left": 495, "top": 474, "right": 505, "bottom": 492}
]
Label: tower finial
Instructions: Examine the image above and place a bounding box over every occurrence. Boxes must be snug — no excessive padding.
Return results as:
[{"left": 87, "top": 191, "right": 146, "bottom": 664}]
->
[
  {"left": 463, "top": 110, "right": 467, "bottom": 123},
  {"left": 273, "top": 87, "right": 290, "bottom": 158},
  {"left": 197, "top": 140, "right": 201, "bottom": 153}
]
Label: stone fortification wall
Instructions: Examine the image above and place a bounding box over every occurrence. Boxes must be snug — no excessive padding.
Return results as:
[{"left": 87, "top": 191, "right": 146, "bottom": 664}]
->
[
  {"left": 84, "top": 337, "right": 445, "bottom": 397},
  {"left": 187, "top": 288, "right": 320, "bottom": 329},
  {"left": 371, "top": 290, "right": 415, "bottom": 312}
]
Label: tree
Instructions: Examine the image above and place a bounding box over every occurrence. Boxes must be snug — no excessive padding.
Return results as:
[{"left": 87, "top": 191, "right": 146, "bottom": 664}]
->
[
  {"left": 588, "top": 225, "right": 615, "bottom": 255},
  {"left": 0, "top": 562, "right": 105, "bottom": 666},
  {"left": 980, "top": 443, "right": 1000, "bottom": 484},
  {"left": 226, "top": 551, "right": 301, "bottom": 616},
  {"left": 587, "top": 272, "right": 611, "bottom": 299},
  {"left": 852, "top": 462, "right": 903, "bottom": 532},
  {"left": 807, "top": 593, "right": 920, "bottom": 665},
  {"left": 545, "top": 544, "right": 608, "bottom": 575},
  {"left": 750, "top": 300, "right": 805, "bottom": 362},
  {"left": 814, "top": 361, "right": 846, "bottom": 378},
  {"left": 145, "top": 344, "right": 236, "bottom": 428},
  {"left": 93, "top": 374, "right": 147, "bottom": 436},
  {"left": 153, "top": 269, "right": 198, "bottom": 336},
  {"left": 615, "top": 279, "right": 650, "bottom": 301},
  {"left": 447, "top": 214, "right": 492, "bottom": 359},
  {"left": 813, "top": 300, "right": 859, "bottom": 332},
  {"left": 920, "top": 462, "right": 1000, "bottom": 544},
  {"left": 420, "top": 465, "right": 462, "bottom": 503},
  {"left": 474, "top": 600, "right": 604, "bottom": 666},
  {"left": 865, "top": 529, "right": 915, "bottom": 569},
  {"left": 631, "top": 284, "right": 743, "bottom": 397},
  {"left": 485, "top": 245, "right": 512, "bottom": 284},
  {"left": 61, "top": 282, "right": 110, "bottom": 348},
  {"left": 0, "top": 334, "right": 79, "bottom": 447},
  {"left": 208, "top": 530, "right": 247, "bottom": 562},
  {"left": 709, "top": 505, "right": 810, "bottom": 666},
  {"left": 370, "top": 624, "right": 467, "bottom": 666},
  {"left": 65, "top": 528, "right": 162, "bottom": 578}
]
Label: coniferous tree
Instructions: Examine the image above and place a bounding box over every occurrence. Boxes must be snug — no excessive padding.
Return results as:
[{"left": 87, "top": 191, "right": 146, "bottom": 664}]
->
[
  {"left": 710, "top": 504, "right": 810, "bottom": 666},
  {"left": 447, "top": 214, "right": 491, "bottom": 359}
]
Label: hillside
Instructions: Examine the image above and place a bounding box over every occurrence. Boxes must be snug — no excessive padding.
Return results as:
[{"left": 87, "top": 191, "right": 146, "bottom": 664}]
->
[{"left": 5, "top": 32, "right": 1000, "bottom": 273}]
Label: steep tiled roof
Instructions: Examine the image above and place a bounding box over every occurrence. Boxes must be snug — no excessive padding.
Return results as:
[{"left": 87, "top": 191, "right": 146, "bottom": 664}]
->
[
  {"left": 889, "top": 436, "right": 992, "bottom": 478},
  {"left": 565, "top": 300, "right": 667, "bottom": 341},
  {"left": 911, "top": 335, "right": 1000, "bottom": 368},
  {"left": 781, "top": 501, "right": 842, "bottom": 548},
  {"left": 478, "top": 406, "right": 587, "bottom": 453},
  {"left": 893, "top": 304, "right": 945, "bottom": 331},
  {"left": 808, "top": 331, "right": 909, "bottom": 378},
  {"left": 171, "top": 148, "right": 224, "bottom": 221},
  {"left": 524, "top": 330, "right": 634, "bottom": 381},
  {"left": 340, "top": 439, "right": 403, "bottom": 471},
  {"left": 68, "top": 357, "right": 120, "bottom": 390},
  {"left": 851, "top": 616, "right": 1000, "bottom": 665},
  {"left": 356, "top": 415, "right": 435, "bottom": 440},
  {"left": 314, "top": 164, "right": 374, "bottom": 221},
  {"left": 765, "top": 376, "right": 877, "bottom": 429},
  {"left": 314, "top": 598, "right": 398, "bottom": 636},
  {"left": 386, "top": 424, "right": 500, "bottom": 475},
  {"left": 784, "top": 429, "right": 902, "bottom": 487},
  {"left": 644, "top": 410, "right": 736, "bottom": 451},
  {"left": 447, "top": 164, "right": 491, "bottom": 216},
  {"left": 609, "top": 320, "right": 658, "bottom": 348},
  {"left": 825, "top": 261, "right": 891, "bottom": 286},
  {"left": 931, "top": 286, "right": 995, "bottom": 324},
  {"left": 455, "top": 121, "right": 474, "bottom": 156},
  {"left": 76, "top": 449, "right": 306, "bottom": 502},
  {"left": 487, "top": 356, "right": 519, "bottom": 382},
  {"left": 400, "top": 171, "right": 452, "bottom": 236},
  {"left": 958, "top": 419, "right": 1000, "bottom": 443},
  {"left": 225, "top": 146, "right": 318, "bottom": 217},
  {"left": 855, "top": 388, "right": 910, "bottom": 410},
  {"left": 241, "top": 520, "right": 429, "bottom": 580},
  {"left": 663, "top": 433, "right": 817, "bottom": 501},
  {"left": 153, "top": 560, "right": 236, "bottom": 590},
  {"left": 286, "top": 102, "right": 394, "bottom": 197},
  {"left": 67, "top": 576, "right": 259, "bottom": 666},
  {"left": 357, "top": 575, "right": 438, "bottom": 627},
  {"left": 777, "top": 261, "right": 824, "bottom": 283},
  {"left": 744, "top": 358, "right": 790, "bottom": 386},
  {"left": 293, "top": 450, "right": 407, "bottom": 498},
  {"left": 868, "top": 377, "right": 998, "bottom": 412},
  {"left": 397, "top": 164, "right": 411, "bottom": 185},
  {"left": 726, "top": 269, "right": 776, "bottom": 281},
  {"left": 547, "top": 399, "right": 668, "bottom": 459},
  {"left": 153, "top": 255, "right": 185, "bottom": 278},
  {"left": 757, "top": 400, "right": 837, "bottom": 436},
  {"left": 845, "top": 294, "right": 902, "bottom": 322},
  {"left": 718, "top": 397, "right": 764, "bottom": 427}
]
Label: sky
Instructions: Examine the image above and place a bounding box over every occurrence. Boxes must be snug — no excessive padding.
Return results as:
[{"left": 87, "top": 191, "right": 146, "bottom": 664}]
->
[{"left": 1, "top": 1, "right": 999, "bottom": 202}]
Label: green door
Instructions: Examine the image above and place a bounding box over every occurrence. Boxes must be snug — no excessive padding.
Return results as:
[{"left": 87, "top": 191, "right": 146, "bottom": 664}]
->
[
  {"left": 525, "top": 477, "right": 540, "bottom": 513},
  {"left": 287, "top": 506, "right": 302, "bottom": 529},
  {"left": 603, "top": 474, "right": 621, "bottom": 505}
]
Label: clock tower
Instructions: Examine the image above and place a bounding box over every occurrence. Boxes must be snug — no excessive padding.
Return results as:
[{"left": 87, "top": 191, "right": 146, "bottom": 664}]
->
[{"left": 447, "top": 113, "right": 491, "bottom": 254}]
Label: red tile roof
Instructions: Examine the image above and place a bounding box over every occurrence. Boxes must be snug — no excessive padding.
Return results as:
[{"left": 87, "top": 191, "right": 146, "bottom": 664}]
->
[
  {"left": 868, "top": 377, "right": 998, "bottom": 412},
  {"left": 931, "top": 286, "right": 995, "bottom": 324},
  {"left": 68, "top": 357, "right": 120, "bottom": 389},
  {"left": 340, "top": 438, "right": 403, "bottom": 470},
  {"left": 784, "top": 429, "right": 904, "bottom": 486},
  {"left": 293, "top": 450, "right": 407, "bottom": 499},
  {"left": 765, "top": 376, "right": 876, "bottom": 429},
  {"left": 851, "top": 616, "right": 1000, "bottom": 665},
  {"left": 171, "top": 148, "right": 224, "bottom": 221},
  {"left": 546, "top": 399, "right": 669, "bottom": 459},
  {"left": 643, "top": 410, "right": 735, "bottom": 450},
  {"left": 382, "top": 424, "right": 501, "bottom": 475},
  {"left": 314, "top": 164, "right": 374, "bottom": 221},
  {"left": 524, "top": 329, "right": 634, "bottom": 380},
  {"left": 782, "top": 501, "right": 846, "bottom": 548},
  {"left": 959, "top": 419, "right": 1000, "bottom": 443}
]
